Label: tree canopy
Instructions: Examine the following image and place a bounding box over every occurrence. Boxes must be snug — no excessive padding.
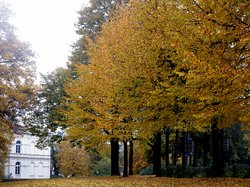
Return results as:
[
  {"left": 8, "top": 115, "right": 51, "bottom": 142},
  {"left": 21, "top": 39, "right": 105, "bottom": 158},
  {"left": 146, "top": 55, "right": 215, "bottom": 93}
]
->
[{"left": 57, "top": 0, "right": 250, "bottom": 177}]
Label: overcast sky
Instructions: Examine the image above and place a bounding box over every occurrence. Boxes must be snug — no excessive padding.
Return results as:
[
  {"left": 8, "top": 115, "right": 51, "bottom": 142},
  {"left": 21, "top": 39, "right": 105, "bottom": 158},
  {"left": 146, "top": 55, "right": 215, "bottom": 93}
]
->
[{"left": 5, "top": 0, "right": 89, "bottom": 79}]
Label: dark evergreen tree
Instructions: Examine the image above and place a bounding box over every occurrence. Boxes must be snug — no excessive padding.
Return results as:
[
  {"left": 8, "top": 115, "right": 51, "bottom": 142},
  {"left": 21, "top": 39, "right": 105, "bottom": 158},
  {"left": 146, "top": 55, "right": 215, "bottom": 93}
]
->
[
  {"left": 69, "top": 0, "right": 129, "bottom": 66},
  {"left": 28, "top": 68, "right": 70, "bottom": 148}
]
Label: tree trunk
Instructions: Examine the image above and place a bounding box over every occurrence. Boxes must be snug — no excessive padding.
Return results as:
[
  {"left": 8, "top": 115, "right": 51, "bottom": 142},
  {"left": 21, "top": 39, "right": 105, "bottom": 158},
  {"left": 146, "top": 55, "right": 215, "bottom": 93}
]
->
[
  {"left": 211, "top": 117, "right": 224, "bottom": 177},
  {"left": 193, "top": 140, "right": 197, "bottom": 167},
  {"left": 182, "top": 132, "right": 187, "bottom": 169},
  {"left": 203, "top": 133, "right": 209, "bottom": 167},
  {"left": 189, "top": 154, "right": 193, "bottom": 166},
  {"left": 164, "top": 127, "right": 170, "bottom": 168},
  {"left": 211, "top": 119, "right": 220, "bottom": 177},
  {"left": 219, "top": 129, "right": 225, "bottom": 175},
  {"left": 123, "top": 141, "right": 128, "bottom": 177},
  {"left": 129, "top": 140, "right": 133, "bottom": 175},
  {"left": 153, "top": 132, "right": 162, "bottom": 177},
  {"left": 111, "top": 138, "right": 120, "bottom": 176},
  {"left": 173, "top": 130, "right": 179, "bottom": 166}
]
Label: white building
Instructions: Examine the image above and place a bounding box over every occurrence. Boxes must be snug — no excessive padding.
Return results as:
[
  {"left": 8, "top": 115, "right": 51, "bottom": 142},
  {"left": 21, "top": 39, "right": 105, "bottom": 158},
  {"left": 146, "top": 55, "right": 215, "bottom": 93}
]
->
[{"left": 4, "top": 132, "right": 51, "bottom": 179}]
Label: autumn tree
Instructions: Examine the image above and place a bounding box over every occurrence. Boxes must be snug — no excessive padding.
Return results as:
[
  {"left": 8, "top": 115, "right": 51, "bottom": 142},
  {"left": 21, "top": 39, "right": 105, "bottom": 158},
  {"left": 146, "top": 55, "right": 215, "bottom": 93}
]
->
[
  {"left": 0, "top": 2, "right": 36, "bottom": 177},
  {"left": 62, "top": 0, "right": 131, "bottom": 177},
  {"left": 56, "top": 141, "right": 90, "bottom": 177},
  {"left": 61, "top": 1, "right": 130, "bottom": 175},
  {"left": 166, "top": 0, "right": 250, "bottom": 176},
  {"left": 61, "top": 64, "right": 122, "bottom": 176}
]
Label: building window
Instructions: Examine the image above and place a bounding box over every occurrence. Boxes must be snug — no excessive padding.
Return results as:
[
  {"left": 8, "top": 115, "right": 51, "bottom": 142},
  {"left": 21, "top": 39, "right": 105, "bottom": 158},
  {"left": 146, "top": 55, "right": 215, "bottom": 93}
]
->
[
  {"left": 30, "top": 162, "right": 35, "bottom": 177},
  {"left": 38, "top": 162, "right": 44, "bottom": 176},
  {"left": 16, "top": 140, "right": 21, "bottom": 153},
  {"left": 15, "top": 162, "right": 21, "bottom": 175}
]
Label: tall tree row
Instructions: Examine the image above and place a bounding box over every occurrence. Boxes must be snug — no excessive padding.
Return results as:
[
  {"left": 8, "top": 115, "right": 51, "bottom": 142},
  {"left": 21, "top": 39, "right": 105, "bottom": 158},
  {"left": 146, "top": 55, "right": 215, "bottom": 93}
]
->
[
  {"left": 59, "top": 0, "right": 249, "bottom": 177},
  {"left": 0, "top": 2, "right": 36, "bottom": 177},
  {"left": 27, "top": 0, "right": 249, "bottom": 177}
]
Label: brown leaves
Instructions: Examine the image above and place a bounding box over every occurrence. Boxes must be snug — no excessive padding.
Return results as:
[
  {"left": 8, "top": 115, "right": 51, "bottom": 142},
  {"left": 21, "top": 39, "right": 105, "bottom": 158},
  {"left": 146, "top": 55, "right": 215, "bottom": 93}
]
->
[
  {"left": 0, "top": 176, "right": 250, "bottom": 187},
  {"left": 55, "top": 141, "right": 90, "bottom": 177}
]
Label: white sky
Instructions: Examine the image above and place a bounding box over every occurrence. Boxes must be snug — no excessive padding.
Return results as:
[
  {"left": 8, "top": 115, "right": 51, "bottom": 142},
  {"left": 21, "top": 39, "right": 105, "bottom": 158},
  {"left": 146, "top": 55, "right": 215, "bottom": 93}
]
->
[{"left": 5, "top": 0, "right": 89, "bottom": 78}]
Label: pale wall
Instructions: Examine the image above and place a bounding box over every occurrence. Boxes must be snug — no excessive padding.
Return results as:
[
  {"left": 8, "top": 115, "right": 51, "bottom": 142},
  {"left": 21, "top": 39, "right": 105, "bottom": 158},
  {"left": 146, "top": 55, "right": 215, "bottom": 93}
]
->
[{"left": 4, "top": 134, "right": 51, "bottom": 179}]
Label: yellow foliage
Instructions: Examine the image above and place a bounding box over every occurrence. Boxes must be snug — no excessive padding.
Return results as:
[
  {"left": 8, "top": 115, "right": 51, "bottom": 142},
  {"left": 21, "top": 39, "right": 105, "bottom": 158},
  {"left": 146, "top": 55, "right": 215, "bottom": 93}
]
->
[
  {"left": 60, "top": 0, "right": 250, "bottom": 146},
  {"left": 56, "top": 141, "right": 90, "bottom": 177}
]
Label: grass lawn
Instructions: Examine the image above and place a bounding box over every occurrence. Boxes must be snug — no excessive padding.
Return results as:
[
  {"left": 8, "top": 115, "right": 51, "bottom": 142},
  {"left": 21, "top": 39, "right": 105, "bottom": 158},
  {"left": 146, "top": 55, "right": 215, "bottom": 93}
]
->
[{"left": 0, "top": 176, "right": 250, "bottom": 187}]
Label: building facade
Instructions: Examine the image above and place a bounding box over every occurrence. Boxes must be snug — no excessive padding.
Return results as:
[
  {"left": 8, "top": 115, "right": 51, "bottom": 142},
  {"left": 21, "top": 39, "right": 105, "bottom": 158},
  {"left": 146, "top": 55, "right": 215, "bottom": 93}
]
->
[{"left": 4, "top": 133, "right": 51, "bottom": 179}]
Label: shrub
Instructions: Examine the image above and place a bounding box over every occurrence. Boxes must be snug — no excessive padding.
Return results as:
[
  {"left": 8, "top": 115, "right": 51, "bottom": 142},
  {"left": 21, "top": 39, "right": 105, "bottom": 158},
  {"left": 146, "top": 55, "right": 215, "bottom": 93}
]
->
[
  {"left": 139, "top": 164, "right": 250, "bottom": 178},
  {"left": 56, "top": 141, "right": 90, "bottom": 177},
  {"left": 92, "top": 158, "right": 111, "bottom": 176},
  {"left": 225, "top": 165, "right": 250, "bottom": 178}
]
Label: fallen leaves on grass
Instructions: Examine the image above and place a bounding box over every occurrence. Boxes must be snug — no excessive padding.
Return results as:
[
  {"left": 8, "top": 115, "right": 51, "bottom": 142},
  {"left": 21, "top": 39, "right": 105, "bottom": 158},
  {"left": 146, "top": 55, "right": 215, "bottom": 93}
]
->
[{"left": 0, "top": 176, "right": 250, "bottom": 187}]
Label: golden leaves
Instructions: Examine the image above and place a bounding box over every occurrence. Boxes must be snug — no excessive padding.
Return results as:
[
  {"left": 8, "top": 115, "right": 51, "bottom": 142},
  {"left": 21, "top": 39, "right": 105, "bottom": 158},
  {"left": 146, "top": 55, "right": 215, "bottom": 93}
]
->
[
  {"left": 56, "top": 141, "right": 90, "bottom": 177},
  {"left": 61, "top": 0, "right": 250, "bottom": 144}
]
